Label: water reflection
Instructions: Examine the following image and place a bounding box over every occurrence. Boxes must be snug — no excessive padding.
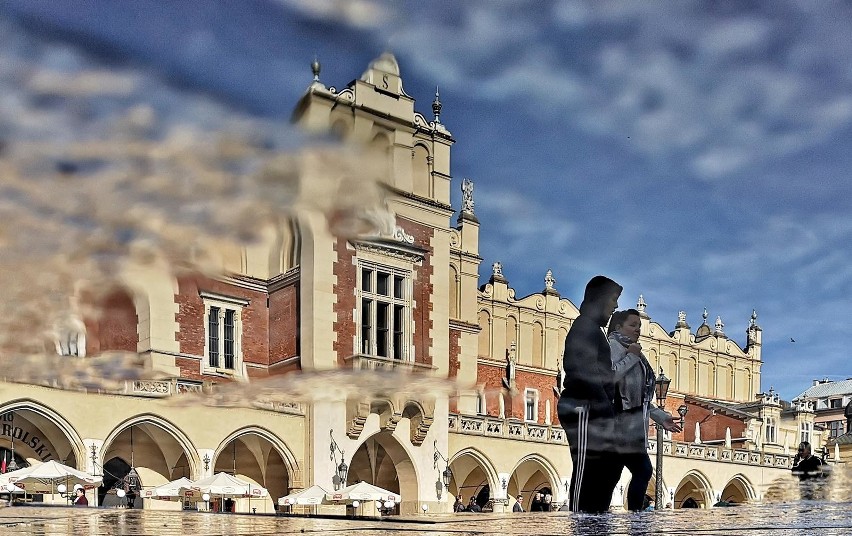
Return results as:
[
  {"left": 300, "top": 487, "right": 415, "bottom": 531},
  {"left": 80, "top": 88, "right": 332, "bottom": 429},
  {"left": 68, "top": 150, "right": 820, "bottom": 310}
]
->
[{"left": 2, "top": 501, "right": 852, "bottom": 535}]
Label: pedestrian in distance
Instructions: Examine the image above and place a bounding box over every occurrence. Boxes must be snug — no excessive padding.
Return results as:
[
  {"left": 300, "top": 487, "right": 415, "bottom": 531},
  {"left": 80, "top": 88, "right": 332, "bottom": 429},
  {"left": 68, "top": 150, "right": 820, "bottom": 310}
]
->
[
  {"left": 558, "top": 275, "right": 624, "bottom": 513},
  {"left": 73, "top": 487, "right": 89, "bottom": 506},
  {"left": 513, "top": 494, "right": 524, "bottom": 512},
  {"left": 608, "top": 309, "right": 682, "bottom": 511}
]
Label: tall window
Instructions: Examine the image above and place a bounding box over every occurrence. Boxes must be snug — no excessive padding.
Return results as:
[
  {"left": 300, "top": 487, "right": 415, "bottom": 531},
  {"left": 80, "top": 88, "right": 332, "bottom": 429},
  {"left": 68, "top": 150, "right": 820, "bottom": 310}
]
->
[
  {"left": 201, "top": 292, "right": 247, "bottom": 376},
  {"left": 525, "top": 389, "right": 539, "bottom": 422},
  {"left": 765, "top": 416, "right": 776, "bottom": 444},
  {"left": 800, "top": 422, "right": 811, "bottom": 443},
  {"left": 358, "top": 264, "right": 411, "bottom": 360},
  {"left": 476, "top": 392, "right": 486, "bottom": 415}
]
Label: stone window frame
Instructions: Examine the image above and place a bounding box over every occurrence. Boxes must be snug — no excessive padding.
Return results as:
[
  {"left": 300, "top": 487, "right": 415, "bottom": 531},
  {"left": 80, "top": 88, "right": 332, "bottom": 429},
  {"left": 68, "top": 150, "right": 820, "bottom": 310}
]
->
[
  {"left": 200, "top": 291, "right": 249, "bottom": 377},
  {"left": 355, "top": 260, "right": 413, "bottom": 362}
]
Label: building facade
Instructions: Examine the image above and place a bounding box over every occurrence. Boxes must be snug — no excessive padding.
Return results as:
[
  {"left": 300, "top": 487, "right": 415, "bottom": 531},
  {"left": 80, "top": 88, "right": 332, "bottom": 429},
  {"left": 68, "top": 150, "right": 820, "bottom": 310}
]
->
[{"left": 0, "top": 53, "right": 832, "bottom": 514}]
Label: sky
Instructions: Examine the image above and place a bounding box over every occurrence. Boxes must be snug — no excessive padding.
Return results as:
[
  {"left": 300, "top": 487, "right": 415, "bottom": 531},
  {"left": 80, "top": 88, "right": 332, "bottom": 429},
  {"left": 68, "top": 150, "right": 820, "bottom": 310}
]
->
[{"left": 1, "top": 0, "right": 850, "bottom": 400}]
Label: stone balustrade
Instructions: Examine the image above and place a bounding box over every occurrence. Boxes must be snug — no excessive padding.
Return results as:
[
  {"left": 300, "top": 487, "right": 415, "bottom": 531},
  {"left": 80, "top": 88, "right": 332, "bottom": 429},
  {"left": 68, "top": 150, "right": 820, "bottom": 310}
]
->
[{"left": 450, "top": 413, "right": 795, "bottom": 469}]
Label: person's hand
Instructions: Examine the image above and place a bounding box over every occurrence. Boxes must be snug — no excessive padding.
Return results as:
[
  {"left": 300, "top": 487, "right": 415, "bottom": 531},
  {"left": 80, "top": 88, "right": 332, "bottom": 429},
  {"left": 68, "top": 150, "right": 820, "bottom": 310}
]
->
[
  {"left": 627, "top": 342, "right": 642, "bottom": 355},
  {"left": 662, "top": 414, "right": 682, "bottom": 433}
]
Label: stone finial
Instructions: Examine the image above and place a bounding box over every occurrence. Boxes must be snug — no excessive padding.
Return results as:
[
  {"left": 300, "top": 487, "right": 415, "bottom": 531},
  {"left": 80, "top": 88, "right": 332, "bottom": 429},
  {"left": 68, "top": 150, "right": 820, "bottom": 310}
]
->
[
  {"left": 492, "top": 261, "right": 503, "bottom": 277},
  {"left": 702, "top": 307, "right": 709, "bottom": 323},
  {"left": 311, "top": 57, "right": 321, "bottom": 82},
  {"left": 676, "top": 310, "right": 689, "bottom": 329},
  {"left": 637, "top": 294, "right": 646, "bottom": 313},
  {"left": 714, "top": 315, "right": 725, "bottom": 335},
  {"left": 545, "top": 270, "right": 555, "bottom": 290},
  {"left": 432, "top": 86, "right": 442, "bottom": 123},
  {"left": 461, "top": 178, "right": 474, "bottom": 214}
]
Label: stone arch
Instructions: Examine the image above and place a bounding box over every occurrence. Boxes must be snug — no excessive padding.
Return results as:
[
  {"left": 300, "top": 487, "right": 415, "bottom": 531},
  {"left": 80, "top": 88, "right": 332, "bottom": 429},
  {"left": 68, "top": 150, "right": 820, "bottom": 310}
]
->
[
  {"left": 213, "top": 426, "right": 298, "bottom": 513},
  {"left": 0, "top": 399, "right": 87, "bottom": 469},
  {"left": 478, "top": 310, "right": 492, "bottom": 358},
  {"left": 448, "top": 447, "right": 499, "bottom": 508},
  {"left": 411, "top": 143, "right": 431, "bottom": 198},
  {"left": 100, "top": 414, "right": 200, "bottom": 509},
  {"left": 347, "top": 430, "right": 419, "bottom": 514},
  {"left": 508, "top": 453, "right": 561, "bottom": 509},
  {"left": 674, "top": 469, "right": 713, "bottom": 508},
  {"left": 532, "top": 321, "right": 544, "bottom": 368},
  {"left": 720, "top": 474, "right": 757, "bottom": 504},
  {"left": 330, "top": 117, "right": 351, "bottom": 140},
  {"left": 101, "top": 415, "right": 199, "bottom": 476},
  {"left": 448, "top": 264, "right": 459, "bottom": 319},
  {"left": 369, "top": 130, "right": 392, "bottom": 182},
  {"left": 708, "top": 360, "right": 717, "bottom": 397},
  {"left": 401, "top": 400, "right": 433, "bottom": 446}
]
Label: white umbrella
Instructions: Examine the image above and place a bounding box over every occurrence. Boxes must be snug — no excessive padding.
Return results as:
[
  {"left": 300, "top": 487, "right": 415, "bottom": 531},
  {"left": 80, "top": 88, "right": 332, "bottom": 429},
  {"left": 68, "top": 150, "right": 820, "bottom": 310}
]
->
[
  {"left": 278, "top": 484, "right": 331, "bottom": 506},
  {"left": 180, "top": 472, "right": 268, "bottom": 500},
  {"left": 0, "top": 460, "right": 102, "bottom": 494},
  {"left": 1, "top": 482, "right": 25, "bottom": 494},
  {"left": 327, "top": 481, "right": 399, "bottom": 503},
  {"left": 141, "top": 477, "right": 193, "bottom": 501}
]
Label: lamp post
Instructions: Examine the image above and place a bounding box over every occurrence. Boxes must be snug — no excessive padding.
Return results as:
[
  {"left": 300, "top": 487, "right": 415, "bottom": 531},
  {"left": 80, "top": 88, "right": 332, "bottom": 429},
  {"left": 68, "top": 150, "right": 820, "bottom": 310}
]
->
[
  {"left": 654, "top": 368, "right": 671, "bottom": 510},
  {"left": 433, "top": 440, "right": 453, "bottom": 499},
  {"left": 329, "top": 430, "right": 348, "bottom": 491}
]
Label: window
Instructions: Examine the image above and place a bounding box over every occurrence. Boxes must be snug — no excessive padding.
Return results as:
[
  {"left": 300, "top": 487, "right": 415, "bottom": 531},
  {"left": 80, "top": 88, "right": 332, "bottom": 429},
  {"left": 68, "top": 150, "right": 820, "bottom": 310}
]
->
[
  {"left": 525, "top": 389, "right": 539, "bottom": 422},
  {"left": 358, "top": 264, "right": 411, "bottom": 360},
  {"left": 800, "top": 422, "right": 811, "bottom": 443},
  {"left": 764, "top": 416, "right": 776, "bottom": 444},
  {"left": 829, "top": 420, "right": 844, "bottom": 438},
  {"left": 201, "top": 292, "right": 248, "bottom": 376},
  {"left": 830, "top": 398, "right": 843, "bottom": 409},
  {"left": 476, "top": 392, "right": 486, "bottom": 415}
]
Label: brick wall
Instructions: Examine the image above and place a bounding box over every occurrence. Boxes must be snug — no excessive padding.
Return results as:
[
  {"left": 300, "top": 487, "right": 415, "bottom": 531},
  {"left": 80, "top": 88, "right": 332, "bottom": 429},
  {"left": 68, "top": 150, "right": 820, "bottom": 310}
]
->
[
  {"left": 671, "top": 403, "right": 747, "bottom": 444},
  {"left": 269, "top": 282, "right": 299, "bottom": 365},
  {"left": 85, "top": 288, "right": 138, "bottom": 355},
  {"left": 175, "top": 273, "right": 269, "bottom": 376},
  {"left": 332, "top": 238, "right": 355, "bottom": 366}
]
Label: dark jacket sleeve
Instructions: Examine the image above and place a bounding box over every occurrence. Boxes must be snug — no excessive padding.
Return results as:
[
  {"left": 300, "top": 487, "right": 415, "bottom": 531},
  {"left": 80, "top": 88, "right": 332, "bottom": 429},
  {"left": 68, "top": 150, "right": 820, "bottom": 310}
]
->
[{"left": 562, "top": 318, "right": 615, "bottom": 419}]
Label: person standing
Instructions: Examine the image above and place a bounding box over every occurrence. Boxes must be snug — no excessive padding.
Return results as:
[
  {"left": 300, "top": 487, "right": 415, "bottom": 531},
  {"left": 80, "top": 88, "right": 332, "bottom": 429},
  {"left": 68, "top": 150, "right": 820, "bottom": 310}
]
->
[
  {"left": 513, "top": 494, "right": 524, "bottom": 512},
  {"left": 792, "top": 441, "right": 826, "bottom": 500},
  {"left": 608, "top": 309, "right": 681, "bottom": 511},
  {"left": 73, "top": 487, "right": 89, "bottom": 506},
  {"left": 558, "top": 275, "right": 623, "bottom": 513}
]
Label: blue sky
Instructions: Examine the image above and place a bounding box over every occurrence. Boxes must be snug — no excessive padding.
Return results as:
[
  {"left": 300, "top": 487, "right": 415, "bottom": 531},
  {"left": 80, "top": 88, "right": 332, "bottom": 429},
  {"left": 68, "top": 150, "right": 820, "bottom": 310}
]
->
[{"left": 1, "top": 1, "right": 850, "bottom": 400}]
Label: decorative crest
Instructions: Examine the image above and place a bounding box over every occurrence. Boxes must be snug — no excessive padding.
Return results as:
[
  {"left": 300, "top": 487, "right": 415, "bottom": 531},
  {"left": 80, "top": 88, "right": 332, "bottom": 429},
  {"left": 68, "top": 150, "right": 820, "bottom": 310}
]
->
[
  {"left": 492, "top": 261, "right": 503, "bottom": 277},
  {"left": 544, "top": 270, "right": 556, "bottom": 290},
  {"left": 636, "top": 294, "right": 647, "bottom": 313}
]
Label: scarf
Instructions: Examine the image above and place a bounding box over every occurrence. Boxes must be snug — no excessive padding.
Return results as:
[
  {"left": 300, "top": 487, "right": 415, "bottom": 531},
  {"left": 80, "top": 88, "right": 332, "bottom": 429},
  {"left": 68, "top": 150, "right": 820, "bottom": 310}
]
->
[{"left": 611, "top": 331, "right": 634, "bottom": 348}]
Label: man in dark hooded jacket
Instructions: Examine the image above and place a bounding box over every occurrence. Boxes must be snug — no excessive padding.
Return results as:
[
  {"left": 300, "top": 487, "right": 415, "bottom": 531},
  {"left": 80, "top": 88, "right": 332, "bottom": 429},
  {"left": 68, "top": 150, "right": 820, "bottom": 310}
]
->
[{"left": 558, "top": 275, "right": 623, "bottom": 513}]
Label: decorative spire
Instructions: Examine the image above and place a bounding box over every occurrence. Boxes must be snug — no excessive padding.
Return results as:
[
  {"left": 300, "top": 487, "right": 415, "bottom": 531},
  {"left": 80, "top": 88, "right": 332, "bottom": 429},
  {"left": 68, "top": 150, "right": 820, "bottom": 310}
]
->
[
  {"left": 749, "top": 309, "right": 760, "bottom": 330},
  {"left": 492, "top": 262, "right": 503, "bottom": 278},
  {"left": 702, "top": 307, "right": 708, "bottom": 324},
  {"left": 676, "top": 310, "right": 689, "bottom": 329},
  {"left": 636, "top": 294, "right": 646, "bottom": 313},
  {"left": 432, "top": 86, "right": 442, "bottom": 123},
  {"left": 311, "top": 56, "right": 321, "bottom": 83}
]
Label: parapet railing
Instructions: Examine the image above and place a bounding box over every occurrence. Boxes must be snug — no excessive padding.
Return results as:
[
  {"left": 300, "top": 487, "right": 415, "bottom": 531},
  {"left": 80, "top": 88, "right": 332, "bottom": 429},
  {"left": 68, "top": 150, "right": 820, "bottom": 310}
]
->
[
  {"left": 119, "top": 379, "right": 304, "bottom": 415},
  {"left": 448, "top": 413, "right": 795, "bottom": 469}
]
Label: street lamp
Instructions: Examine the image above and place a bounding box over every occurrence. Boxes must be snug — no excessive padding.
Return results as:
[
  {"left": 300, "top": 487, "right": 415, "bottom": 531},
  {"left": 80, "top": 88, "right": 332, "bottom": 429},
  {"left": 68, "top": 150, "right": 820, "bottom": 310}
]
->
[
  {"left": 329, "top": 430, "right": 348, "bottom": 491},
  {"left": 654, "top": 368, "right": 671, "bottom": 510},
  {"left": 433, "top": 440, "right": 453, "bottom": 499},
  {"left": 677, "top": 404, "right": 689, "bottom": 428}
]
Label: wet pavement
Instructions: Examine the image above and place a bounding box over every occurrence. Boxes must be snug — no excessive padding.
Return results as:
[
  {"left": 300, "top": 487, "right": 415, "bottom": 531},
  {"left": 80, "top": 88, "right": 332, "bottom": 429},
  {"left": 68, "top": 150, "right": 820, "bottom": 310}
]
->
[{"left": 1, "top": 501, "right": 851, "bottom": 536}]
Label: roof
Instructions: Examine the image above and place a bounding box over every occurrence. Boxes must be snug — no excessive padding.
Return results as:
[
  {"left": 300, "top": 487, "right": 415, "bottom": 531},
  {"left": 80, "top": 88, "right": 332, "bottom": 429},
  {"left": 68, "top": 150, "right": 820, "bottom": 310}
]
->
[
  {"left": 686, "top": 396, "right": 758, "bottom": 420},
  {"left": 794, "top": 379, "right": 852, "bottom": 400}
]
